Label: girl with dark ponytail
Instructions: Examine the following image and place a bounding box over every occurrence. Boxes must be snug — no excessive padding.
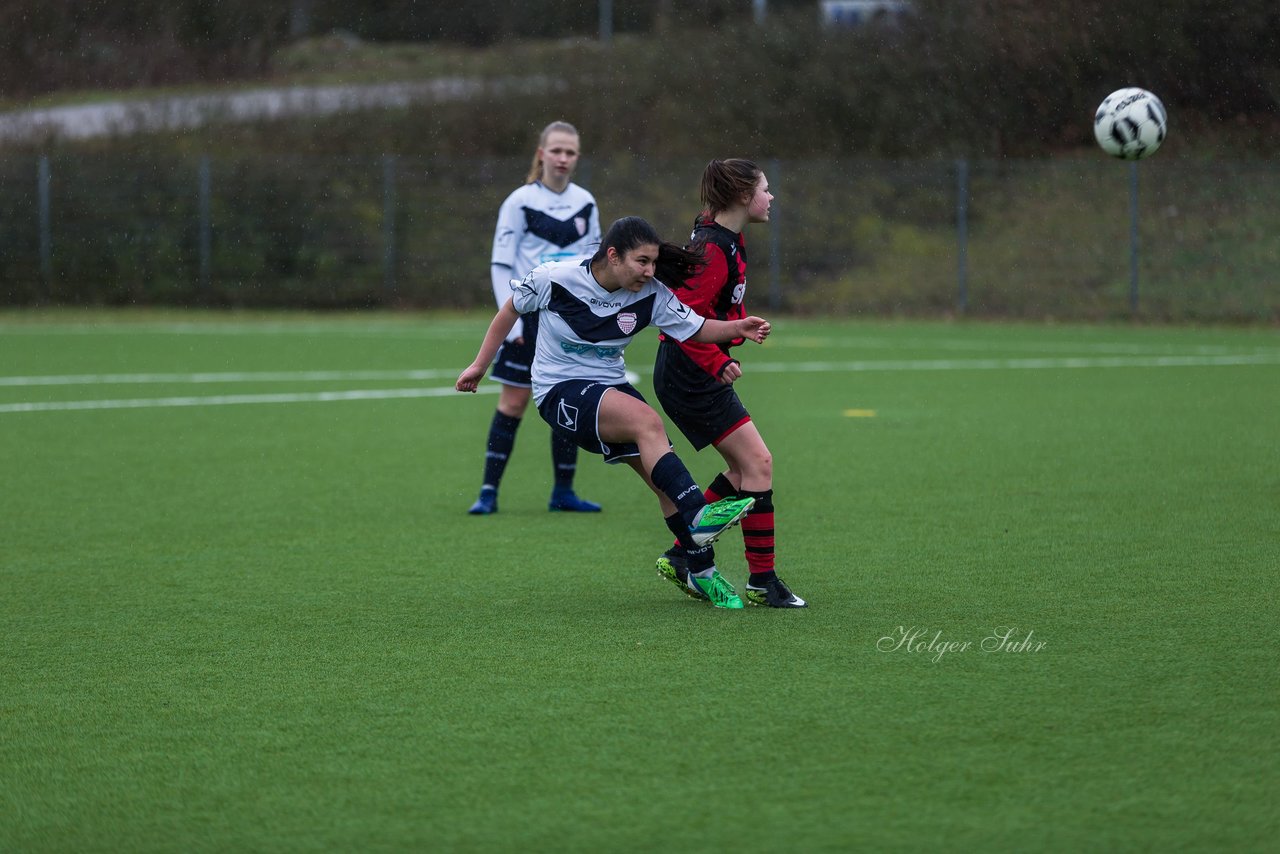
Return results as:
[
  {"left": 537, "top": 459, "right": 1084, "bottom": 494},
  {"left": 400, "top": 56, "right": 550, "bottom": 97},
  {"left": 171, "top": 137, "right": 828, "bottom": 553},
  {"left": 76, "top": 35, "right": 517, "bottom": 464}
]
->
[
  {"left": 457, "top": 216, "right": 773, "bottom": 609},
  {"left": 652, "top": 159, "right": 808, "bottom": 609}
]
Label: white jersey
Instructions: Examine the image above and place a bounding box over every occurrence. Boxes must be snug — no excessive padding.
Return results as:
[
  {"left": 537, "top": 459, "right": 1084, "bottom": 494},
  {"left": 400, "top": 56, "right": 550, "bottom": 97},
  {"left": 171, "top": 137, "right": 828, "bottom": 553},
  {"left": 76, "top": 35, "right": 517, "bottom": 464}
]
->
[
  {"left": 512, "top": 259, "right": 706, "bottom": 405},
  {"left": 491, "top": 181, "right": 600, "bottom": 290}
]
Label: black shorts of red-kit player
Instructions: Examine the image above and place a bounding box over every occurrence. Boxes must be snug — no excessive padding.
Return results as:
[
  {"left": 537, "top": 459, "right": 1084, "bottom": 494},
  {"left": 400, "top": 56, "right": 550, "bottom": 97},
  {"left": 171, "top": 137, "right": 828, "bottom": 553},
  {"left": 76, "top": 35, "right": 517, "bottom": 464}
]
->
[{"left": 653, "top": 339, "right": 751, "bottom": 451}]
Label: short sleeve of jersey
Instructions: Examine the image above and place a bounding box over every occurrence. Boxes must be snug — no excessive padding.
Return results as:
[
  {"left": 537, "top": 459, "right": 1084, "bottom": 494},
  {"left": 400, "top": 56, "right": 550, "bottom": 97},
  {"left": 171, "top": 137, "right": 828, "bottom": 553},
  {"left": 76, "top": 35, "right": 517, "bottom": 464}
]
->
[
  {"left": 651, "top": 281, "right": 706, "bottom": 342},
  {"left": 511, "top": 267, "right": 551, "bottom": 315}
]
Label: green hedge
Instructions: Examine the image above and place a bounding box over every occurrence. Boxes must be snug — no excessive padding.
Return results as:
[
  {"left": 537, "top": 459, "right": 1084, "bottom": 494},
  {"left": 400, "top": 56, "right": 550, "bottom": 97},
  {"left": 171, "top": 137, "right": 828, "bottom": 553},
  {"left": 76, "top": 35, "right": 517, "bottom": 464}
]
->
[{"left": 4, "top": 152, "right": 1277, "bottom": 322}]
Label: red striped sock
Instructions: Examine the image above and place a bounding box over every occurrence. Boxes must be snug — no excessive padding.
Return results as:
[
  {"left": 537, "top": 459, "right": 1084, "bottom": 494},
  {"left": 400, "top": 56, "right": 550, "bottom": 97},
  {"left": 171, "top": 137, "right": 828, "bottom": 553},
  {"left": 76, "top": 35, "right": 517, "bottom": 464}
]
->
[{"left": 741, "top": 490, "right": 775, "bottom": 577}]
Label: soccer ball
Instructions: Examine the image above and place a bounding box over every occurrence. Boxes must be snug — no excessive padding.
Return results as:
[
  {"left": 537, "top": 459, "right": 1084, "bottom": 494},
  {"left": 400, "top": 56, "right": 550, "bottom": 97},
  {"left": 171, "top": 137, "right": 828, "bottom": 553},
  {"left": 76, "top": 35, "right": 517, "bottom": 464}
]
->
[{"left": 1093, "top": 88, "right": 1168, "bottom": 160}]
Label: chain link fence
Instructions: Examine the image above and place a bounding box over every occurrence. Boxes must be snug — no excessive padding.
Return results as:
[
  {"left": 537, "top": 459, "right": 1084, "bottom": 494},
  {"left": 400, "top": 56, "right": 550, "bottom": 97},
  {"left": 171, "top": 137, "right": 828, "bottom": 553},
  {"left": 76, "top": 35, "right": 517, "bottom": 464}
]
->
[{"left": 1, "top": 153, "right": 1276, "bottom": 321}]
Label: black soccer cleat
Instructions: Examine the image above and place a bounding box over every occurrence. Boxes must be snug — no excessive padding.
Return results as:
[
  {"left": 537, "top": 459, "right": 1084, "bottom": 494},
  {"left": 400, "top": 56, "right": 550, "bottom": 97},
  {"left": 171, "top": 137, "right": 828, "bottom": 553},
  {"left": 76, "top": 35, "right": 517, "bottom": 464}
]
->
[
  {"left": 744, "top": 576, "right": 807, "bottom": 608},
  {"left": 655, "top": 548, "right": 707, "bottom": 601}
]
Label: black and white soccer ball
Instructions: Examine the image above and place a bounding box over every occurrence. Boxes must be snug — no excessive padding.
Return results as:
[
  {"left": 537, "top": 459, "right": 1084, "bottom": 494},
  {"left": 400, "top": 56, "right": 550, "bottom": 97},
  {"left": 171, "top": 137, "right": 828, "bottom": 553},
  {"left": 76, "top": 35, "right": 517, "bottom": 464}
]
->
[{"left": 1094, "top": 88, "right": 1168, "bottom": 160}]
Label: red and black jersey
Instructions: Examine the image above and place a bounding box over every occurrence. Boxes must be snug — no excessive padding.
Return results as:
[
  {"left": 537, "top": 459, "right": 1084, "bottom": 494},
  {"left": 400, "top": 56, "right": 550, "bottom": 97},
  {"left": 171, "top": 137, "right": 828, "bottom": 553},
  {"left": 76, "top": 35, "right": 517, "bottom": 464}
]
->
[{"left": 658, "top": 215, "right": 748, "bottom": 379}]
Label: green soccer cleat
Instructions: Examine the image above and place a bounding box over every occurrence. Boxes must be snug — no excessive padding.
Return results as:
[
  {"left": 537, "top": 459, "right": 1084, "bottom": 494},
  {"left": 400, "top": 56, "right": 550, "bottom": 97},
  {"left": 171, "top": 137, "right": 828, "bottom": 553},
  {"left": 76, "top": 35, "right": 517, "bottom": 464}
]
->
[
  {"left": 686, "top": 568, "right": 744, "bottom": 609},
  {"left": 688, "top": 497, "right": 755, "bottom": 547},
  {"left": 656, "top": 551, "right": 706, "bottom": 601}
]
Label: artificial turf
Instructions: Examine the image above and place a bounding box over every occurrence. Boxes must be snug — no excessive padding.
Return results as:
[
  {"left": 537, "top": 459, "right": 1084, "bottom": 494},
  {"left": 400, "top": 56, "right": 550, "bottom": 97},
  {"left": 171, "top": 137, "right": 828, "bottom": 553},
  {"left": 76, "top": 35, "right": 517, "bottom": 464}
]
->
[{"left": 2, "top": 311, "right": 1276, "bottom": 851}]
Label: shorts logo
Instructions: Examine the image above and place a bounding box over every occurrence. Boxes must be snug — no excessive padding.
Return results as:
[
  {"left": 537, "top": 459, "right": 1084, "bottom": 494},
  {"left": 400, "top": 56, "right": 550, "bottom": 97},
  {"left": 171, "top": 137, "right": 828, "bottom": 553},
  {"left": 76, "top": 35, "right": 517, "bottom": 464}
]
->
[
  {"left": 617, "top": 311, "right": 637, "bottom": 335},
  {"left": 556, "top": 400, "right": 579, "bottom": 432}
]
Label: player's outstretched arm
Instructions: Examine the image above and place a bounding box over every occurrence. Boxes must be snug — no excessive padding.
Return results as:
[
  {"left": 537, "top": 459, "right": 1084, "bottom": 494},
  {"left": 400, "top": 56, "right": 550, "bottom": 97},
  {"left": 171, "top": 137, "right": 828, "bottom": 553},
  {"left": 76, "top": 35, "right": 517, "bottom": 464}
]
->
[
  {"left": 693, "top": 315, "right": 771, "bottom": 345},
  {"left": 456, "top": 299, "right": 520, "bottom": 392}
]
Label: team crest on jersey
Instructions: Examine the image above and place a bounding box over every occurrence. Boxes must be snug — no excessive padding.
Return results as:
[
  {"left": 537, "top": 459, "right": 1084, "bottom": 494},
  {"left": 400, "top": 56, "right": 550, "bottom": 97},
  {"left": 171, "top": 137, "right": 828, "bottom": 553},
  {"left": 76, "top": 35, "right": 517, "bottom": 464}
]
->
[
  {"left": 616, "top": 311, "right": 638, "bottom": 335},
  {"left": 574, "top": 216, "right": 587, "bottom": 236}
]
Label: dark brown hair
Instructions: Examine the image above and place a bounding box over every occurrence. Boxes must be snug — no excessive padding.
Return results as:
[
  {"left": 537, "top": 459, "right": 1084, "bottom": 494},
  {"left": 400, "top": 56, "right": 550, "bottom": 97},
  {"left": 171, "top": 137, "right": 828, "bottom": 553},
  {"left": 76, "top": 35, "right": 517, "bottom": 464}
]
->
[
  {"left": 699, "top": 158, "right": 762, "bottom": 216},
  {"left": 591, "top": 216, "right": 704, "bottom": 288}
]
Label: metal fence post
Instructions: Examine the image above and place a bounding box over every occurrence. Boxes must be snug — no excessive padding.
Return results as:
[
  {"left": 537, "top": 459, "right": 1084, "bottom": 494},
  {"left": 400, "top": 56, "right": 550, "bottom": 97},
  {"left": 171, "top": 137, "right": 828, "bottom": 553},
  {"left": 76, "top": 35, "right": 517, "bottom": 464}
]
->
[
  {"left": 37, "top": 155, "right": 52, "bottom": 287},
  {"left": 599, "top": 0, "right": 612, "bottom": 43},
  {"left": 1129, "top": 161, "right": 1140, "bottom": 314},
  {"left": 198, "top": 155, "right": 212, "bottom": 296},
  {"left": 768, "top": 157, "right": 781, "bottom": 312},
  {"left": 955, "top": 158, "right": 969, "bottom": 314},
  {"left": 383, "top": 154, "right": 397, "bottom": 295}
]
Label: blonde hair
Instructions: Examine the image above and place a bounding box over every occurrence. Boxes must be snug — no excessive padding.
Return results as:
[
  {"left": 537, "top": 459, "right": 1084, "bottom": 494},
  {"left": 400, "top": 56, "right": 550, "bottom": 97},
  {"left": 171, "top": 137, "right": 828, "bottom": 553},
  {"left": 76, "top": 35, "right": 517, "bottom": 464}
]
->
[{"left": 526, "top": 121, "right": 581, "bottom": 184}]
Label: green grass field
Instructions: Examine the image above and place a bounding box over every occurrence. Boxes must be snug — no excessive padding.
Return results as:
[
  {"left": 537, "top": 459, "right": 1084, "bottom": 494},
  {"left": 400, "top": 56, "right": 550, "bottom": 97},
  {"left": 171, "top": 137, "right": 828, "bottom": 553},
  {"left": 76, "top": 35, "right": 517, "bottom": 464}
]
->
[{"left": 2, "top": 310, "right": 1277, "bottom": 851}]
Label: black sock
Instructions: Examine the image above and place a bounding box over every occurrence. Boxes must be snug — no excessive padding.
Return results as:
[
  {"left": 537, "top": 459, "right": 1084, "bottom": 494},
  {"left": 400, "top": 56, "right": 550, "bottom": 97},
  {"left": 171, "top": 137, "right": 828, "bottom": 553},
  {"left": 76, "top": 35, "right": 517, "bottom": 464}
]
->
[
  {"left": 708, "top": 473, "right": 739, "bottom": 500},
  {"left": 481, "top": 411, "right": 521, "bottom": 489},
  {"left": 663, "top": 513, "right": 691, "bottom": 551},
  {"left": 663, "top": 512, "right": 715, "bottom": 568},
  {"left": 551, "top": 430, "right": 578, "bottom": 492},
  {"left": 649, "top": 452, "right": 705, "bottom": 526}
]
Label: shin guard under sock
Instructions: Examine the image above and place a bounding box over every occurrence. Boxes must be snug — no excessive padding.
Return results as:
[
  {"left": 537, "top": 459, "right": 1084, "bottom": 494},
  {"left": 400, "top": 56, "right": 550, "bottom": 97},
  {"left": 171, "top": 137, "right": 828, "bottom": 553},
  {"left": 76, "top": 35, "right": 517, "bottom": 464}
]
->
[
  {"left": 741, "top": 489, "right": 776, "bottom": 580},
  {"left": 482, "top": 411, "right": 521, "bottom": 489},
  {"left": 649, "top": 452, "right": 705, "bottom": 527},
  {"left": 551, "top": 430, "right": 579, "bottom": 491}
]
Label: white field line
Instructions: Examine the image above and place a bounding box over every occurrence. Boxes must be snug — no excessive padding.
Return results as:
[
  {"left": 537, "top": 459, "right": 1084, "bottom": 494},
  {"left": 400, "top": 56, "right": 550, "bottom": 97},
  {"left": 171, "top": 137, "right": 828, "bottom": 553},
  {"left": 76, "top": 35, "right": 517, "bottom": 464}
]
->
[
  {"left": 742, "top": 353, "right": 1280, "bottom": 374},
  {"left": 0, "top": 385, "right": 496, "bottom": 414},
  {"left": 0, "top": 322, "right": 478, "bottom": 340},
  {"left": 0, "top": 369, "right": 461, "bottom": 387},
  {"left": 778, "top": 335, "right": 1280, "bottom": 357},
  {"left": 1, "top": 354, "right": 1275, "bottom": 415},
  {"left": 6, "top": 323, "right": 1277, "bottom": 356}
]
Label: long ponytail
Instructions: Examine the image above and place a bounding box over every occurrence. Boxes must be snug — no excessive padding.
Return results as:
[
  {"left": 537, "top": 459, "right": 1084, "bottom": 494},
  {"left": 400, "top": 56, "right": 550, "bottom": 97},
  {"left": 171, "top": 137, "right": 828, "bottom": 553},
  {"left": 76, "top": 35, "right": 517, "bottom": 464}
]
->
[{"left": 591, "top": 216, "right": 705, "bottom": 288}]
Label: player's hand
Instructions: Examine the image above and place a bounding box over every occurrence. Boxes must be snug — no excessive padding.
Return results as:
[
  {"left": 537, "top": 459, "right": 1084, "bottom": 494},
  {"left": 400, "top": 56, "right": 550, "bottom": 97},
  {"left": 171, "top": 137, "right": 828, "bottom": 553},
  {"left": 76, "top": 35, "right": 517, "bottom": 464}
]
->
[
  {"left": 456, "top": 364, "right": 486, "bottom": 393},
  {"left": 719, "top": 361, "right": 743, "bottom": 384},
  {"left": 740, "top": 316, "right": 771, "bottom": 343}
]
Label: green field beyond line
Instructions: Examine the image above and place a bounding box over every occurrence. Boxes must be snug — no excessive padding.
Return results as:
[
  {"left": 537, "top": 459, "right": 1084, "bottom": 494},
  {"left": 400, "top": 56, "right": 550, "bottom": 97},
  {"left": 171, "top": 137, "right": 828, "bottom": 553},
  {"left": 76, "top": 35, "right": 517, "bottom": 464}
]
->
[{"left": 2, "top": 312, "right": 1277, "bottom": 851}]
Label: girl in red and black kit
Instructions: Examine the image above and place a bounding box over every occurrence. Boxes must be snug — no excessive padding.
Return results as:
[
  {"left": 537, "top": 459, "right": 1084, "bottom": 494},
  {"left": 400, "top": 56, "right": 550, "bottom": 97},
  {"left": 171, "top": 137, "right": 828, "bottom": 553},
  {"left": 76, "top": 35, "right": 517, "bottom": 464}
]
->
[{"left": 652, "top": 158, "right": 807, "bottom": 608}]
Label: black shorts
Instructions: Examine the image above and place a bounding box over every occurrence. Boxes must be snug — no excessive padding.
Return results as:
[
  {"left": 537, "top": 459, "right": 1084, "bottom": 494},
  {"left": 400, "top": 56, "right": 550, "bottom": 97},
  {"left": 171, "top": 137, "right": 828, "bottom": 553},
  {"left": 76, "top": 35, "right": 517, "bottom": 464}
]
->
[
  {"left": 653, "top": 339, "right": 750, "bottom": 451},
  {"left": 537, "top": 380, "right": 649, "bottom": 464},
  {"left": 490, "top": 311, "right": 539, "bottom": 387}
]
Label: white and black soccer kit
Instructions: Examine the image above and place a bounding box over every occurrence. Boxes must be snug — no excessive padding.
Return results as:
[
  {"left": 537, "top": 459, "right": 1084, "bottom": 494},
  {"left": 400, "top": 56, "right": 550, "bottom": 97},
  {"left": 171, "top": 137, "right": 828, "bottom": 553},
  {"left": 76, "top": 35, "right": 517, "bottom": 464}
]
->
[
  {"left": 511, "top": 259, "right": 705, "bottom": 462},
  {"left": 489, "top": 181, "right": 601, "bottom": 386}
]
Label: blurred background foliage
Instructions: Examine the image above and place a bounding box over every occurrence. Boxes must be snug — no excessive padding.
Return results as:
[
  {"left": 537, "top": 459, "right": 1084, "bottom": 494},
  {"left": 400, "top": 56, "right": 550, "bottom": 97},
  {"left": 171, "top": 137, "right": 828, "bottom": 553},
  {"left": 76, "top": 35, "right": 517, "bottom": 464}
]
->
[
  {"left": 2, "top": 0, "right": 1277, "bottom": 158},
  {"left": 1, "top": 2, "right": 1276, "bottom": 318}
]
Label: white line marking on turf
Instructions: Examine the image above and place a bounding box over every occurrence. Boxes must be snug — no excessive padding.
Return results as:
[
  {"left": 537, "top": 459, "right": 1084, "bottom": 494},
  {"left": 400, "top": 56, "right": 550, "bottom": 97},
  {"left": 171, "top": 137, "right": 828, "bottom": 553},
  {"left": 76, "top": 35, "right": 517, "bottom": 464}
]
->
[
  {"left": 0, "top": 369, "right": 461, "bottom": 387},
  {"left": 2, "top": 353, "right": 1275, "bottom": 415},
  {"left": 0, "top": 385, "right": 496, "bottom": 414},
  {"left": 743, "top": 353, "right": 1280, "bottom": 373},
  {"left": 778, "top": 336, "right": 1280, "bottom": 357},
  {"left": 0, "top": 321, "right": 478, "bottom": 339}
]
